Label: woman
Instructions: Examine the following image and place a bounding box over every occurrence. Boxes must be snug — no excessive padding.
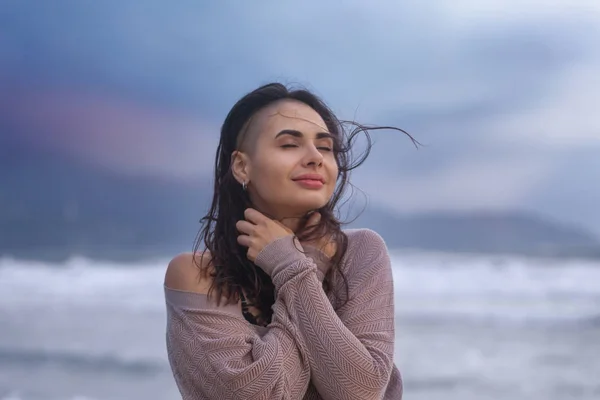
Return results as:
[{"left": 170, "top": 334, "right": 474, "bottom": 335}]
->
[{"left": 164, "top": 82, "right": 413, "bottom": 399}]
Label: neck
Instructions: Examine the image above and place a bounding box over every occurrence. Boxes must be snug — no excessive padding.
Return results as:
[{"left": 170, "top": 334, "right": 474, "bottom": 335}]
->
[
  {"left": 250, "top": 204, "right": 311, "bottom": 233},
  {"left": 279, "top": 215, "right": 307, "bottom": 233}
]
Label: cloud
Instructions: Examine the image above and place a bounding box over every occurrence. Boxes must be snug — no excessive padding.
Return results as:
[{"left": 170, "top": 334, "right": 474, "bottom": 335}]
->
[
  {"left": 2, "top": 1, "right": 595, "bottom": 117},
  {"left": 1, "top": 0, "right": 599, "bottom": 231},
  {"left": 488, "top": 60, "right": 600, "bottom": 146},
  {"left": 354, "top": 149, "right": 554, "bottom": 211},
  {"left": 439, "top": 0, "right": 600, "bottom": 17},
  {"left": 0, "top": 87, "right": 219, "bottom": 179}
]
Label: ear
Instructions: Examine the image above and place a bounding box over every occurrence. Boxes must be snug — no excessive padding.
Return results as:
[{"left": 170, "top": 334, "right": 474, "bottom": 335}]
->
[{"left": 231, "top": 150, "right": 251, "bottom": 184}]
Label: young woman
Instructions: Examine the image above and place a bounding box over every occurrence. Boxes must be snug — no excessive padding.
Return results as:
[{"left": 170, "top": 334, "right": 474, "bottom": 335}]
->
[{"left": 164, "top": 82, "right": 413, "bottom": 399}]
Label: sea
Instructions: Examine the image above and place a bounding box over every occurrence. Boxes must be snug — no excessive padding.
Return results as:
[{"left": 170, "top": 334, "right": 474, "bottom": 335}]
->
[{"left": 1, "top": 251, "right": 599, "bottom": 400}]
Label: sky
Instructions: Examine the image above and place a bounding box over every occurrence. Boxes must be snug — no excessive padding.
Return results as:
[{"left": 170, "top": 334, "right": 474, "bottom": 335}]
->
[{"left": 1, "top": 1, "right": 600, "bottom": 234}]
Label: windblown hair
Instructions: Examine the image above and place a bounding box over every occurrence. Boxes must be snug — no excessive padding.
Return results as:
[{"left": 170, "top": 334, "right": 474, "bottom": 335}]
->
[{"left": 193, "top": 82, "right": 417, "bottom": 324}]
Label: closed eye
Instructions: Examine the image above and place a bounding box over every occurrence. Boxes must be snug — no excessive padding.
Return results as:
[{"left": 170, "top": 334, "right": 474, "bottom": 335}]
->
[{"left": 280, "top": 144, "right": 332, "bottom": 151}]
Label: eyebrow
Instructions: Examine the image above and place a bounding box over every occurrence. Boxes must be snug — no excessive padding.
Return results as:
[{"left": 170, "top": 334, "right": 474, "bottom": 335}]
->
[{"left": 274, "top": 129, "right": 335, "bottom": 140}]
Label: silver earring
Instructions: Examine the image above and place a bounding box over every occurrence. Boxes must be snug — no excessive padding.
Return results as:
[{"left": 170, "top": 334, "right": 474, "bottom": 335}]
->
[{"left": 242, "top": 181, "right": 247, "bottom": 191}]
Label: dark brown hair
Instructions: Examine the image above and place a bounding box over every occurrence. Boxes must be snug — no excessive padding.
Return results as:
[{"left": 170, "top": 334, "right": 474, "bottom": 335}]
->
[{"left": 194, "top": 82, "right": 417, "bottom": 324}]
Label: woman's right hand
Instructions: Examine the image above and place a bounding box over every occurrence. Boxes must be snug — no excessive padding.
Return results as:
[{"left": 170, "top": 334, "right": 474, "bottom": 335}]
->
[{"left": 236, "top": 208, "right": 294, "bottom": 263}]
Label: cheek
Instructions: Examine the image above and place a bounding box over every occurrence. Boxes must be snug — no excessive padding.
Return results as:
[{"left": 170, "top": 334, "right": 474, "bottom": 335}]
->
[
  {"left": 249, "top": 155, "right": 292, "bottom": 189},
  {"left": 328, "top": 160, "right": 339, "bottom": 183},
  {"left": 328, "top": 173, "right": 338, "bottom": 196}
]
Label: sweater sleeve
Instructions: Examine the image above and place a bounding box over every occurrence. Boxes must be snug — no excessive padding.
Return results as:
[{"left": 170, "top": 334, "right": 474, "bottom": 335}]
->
[
  {"left": 254, "top": 230, "right": 396, "bottom": 400},
  {"left": 164, "top": 285, "right": 311, "bottom": 400}
]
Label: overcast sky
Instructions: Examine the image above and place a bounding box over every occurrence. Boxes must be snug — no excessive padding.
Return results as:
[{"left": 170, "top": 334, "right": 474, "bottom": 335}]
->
[{"left": 1, "top": 1, "right": 599, "bottom": 234}]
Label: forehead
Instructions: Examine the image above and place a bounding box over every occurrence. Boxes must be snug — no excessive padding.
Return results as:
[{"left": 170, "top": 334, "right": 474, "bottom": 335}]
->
[{"left": 252, "top": 99, "right": 329, "bottom": 137}]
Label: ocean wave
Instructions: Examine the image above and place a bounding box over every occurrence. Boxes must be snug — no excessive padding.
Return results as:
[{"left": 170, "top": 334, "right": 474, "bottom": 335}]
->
[
  {"left": 0, "top": 394, "right": 97, "bottom": 400},
  {"left": 2, "top": 252, "right": 600, "bottom": 317},
  {"left": 390, "top": 252, "right": 600, "bottom": 297},
  {"left": 0, "top": 347, "right": 163, "bottom": 376},
  {"left": 0, "top": 256, "right": 166, "bottom": 309},
  {"left": 396, "top": 310, "right": 600, "bottom": 328},
  {"left": 0, "top": 254, "right": 170, "bottom": 270}
]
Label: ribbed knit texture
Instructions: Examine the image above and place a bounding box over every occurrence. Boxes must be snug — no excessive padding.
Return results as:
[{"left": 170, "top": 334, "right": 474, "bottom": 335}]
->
[{"left": 165, "top": 228, "right": 402, "bottom": 399}]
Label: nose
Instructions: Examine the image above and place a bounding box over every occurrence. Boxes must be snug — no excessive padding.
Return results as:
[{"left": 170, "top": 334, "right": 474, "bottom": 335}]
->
[{"left": 302, "top": 144, "right": 324, "bottom": 167}]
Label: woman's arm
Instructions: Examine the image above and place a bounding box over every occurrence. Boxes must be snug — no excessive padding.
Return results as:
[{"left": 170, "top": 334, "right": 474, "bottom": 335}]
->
[
  {"left": 255, "top": 229, "right": 396, "bottom": 400},
  {"left": 164, "top": 255, "right": 311, "bottom": 400}
]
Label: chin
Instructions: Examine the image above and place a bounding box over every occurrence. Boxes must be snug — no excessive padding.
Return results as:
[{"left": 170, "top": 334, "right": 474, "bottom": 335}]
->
[
  {"left": 265, "top": 191, "right": 332, "bottom": 216},
  {"left": 289, "top": 197, "right": 330, "bottom": 214}
]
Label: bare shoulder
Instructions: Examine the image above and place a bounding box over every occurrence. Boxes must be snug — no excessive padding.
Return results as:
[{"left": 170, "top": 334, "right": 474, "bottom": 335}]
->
[{"left": 164, "top": 251, "right": 214, "bottom": 294}]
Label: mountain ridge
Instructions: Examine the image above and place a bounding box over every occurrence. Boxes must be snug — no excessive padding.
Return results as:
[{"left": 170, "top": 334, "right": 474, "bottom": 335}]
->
[{"left": 2, "top": 142, "right": 598, "bottom": 261}]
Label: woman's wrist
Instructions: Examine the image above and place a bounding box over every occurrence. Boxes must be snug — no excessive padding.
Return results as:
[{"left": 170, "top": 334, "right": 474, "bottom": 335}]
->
[{"left": 254, "top": 235, "right": 305, "bottom": 276}]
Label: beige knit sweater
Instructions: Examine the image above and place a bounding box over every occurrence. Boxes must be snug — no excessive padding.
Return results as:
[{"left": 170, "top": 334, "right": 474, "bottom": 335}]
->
[{"left": 164, "top": 229, "right": 402, "bottom": 399}]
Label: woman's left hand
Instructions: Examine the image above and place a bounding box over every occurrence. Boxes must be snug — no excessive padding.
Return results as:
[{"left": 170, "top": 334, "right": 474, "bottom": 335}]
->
[{"left": 236, "top": 208, "right": 294, "bottom": 262}]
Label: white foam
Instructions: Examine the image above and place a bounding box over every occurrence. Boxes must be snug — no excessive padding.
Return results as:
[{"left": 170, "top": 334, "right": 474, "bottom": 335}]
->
[
  {"left": 0, "top": 393, "right": 21, "bottom": 400},
  {"left": 389, "top": 251, "right": 600, "bottom": 296},
  {"left": 0, "top": 255, "right": 168, "bottom": 310},
  {"left": 0, "top": 395, "right": 97, "bottom": 400},
  {"left": 389, "top": 251, "right": 600, "bottom": 323},
  {"left": 1, "top": 252, "right": 599, "bottom": 322}
]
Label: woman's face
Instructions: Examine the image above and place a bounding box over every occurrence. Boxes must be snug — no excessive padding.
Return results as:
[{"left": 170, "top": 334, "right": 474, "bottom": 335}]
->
[{"left": 232, "top": 99, "right": 339, "bottom": 220}]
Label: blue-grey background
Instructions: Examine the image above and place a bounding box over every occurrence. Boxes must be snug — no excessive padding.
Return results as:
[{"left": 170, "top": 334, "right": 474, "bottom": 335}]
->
[{"left": 1, "top": 2, "right": 599, "bottom": 399}]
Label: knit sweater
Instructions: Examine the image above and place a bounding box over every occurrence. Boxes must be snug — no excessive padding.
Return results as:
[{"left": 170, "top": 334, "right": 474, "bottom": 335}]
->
[{"left": 164, "top": 228, "right": 402, "bottom": 399}]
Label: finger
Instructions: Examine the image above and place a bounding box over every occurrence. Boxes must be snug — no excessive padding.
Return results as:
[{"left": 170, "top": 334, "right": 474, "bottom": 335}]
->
[
  {"left": 244, "top": 208, "right": 268, "bottom": 224},
  {"left": 305, "top": 211, "right": 321, "bottom": 228},
  {"left": 236, "top": 220, "right": 255, "bottom": 235},
  {"left": 237, "top": 234, "right": 252, "bottom": 248},
  {"left": 247, "top": 248, "right": 257, "bottom": 262}
]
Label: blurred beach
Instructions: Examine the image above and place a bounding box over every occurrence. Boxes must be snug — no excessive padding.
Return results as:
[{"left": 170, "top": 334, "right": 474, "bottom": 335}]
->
[
  {"left": 1, "top": 251, "right": 599, "bottom": 400},
  {"left": 3, "top": 3, "right": 600, "bottom": 399}
]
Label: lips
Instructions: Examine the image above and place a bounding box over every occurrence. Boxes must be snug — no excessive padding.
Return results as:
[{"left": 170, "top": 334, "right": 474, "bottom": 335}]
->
[
  {"left": 292, "top": 174, "right": 325, "bottom": 189},
  {"left": 292, "top": 174, "right": 325, "bottom": 183}
]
